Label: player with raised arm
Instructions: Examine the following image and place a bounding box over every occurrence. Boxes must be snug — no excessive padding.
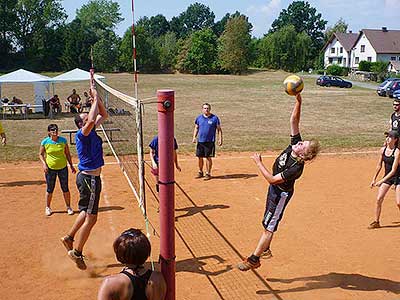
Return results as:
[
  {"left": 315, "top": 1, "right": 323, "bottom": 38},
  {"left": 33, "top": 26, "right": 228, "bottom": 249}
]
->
[{"left": 237, "top": 93, "right": 320, "bottom": 271}]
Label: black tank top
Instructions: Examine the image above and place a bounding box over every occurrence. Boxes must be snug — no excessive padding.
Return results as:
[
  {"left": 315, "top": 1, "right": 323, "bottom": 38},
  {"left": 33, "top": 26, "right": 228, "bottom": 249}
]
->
[
  {"left": 121, "top": 268, "right": 153, "bottom": 300},
  {"left": 391, "top": 113, "right": 400, "bottom": 135},
  {"left": 382, "top": 146, "right": 396, "bottom": 176}
]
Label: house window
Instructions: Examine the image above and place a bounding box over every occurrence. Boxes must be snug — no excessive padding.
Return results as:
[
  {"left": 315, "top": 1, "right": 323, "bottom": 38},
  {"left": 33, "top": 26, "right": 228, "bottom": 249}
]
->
[
  {"left": 331, "top": 48, "right": 335, "bottom": 54},
  {"left": 338, "top": 58, "right": 342, "bottom": 64},
  {"left": 367, "top": 57, "right": 372, "bottom": 62},
  {"left": 391, "top": 56, "right": 396, "bottom": 61},
  {"left": 340, "top": 47, "right": 343, "bottom": 53},
  {"left": 343, "top": 58, "right": 346, "bottom": 66},
  {"left": 328, "top": 58, "right": 333, "bottom": 64},
  {"left": 361, "top": 45, "right": 365, "bottom": 52},
  {"left": 355, "top": 57, "right": 359, "bottom": 64}
]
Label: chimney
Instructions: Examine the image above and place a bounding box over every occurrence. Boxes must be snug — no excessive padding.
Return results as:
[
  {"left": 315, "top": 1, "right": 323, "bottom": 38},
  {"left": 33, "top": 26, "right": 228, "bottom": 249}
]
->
[{"left": 382, "top": 27, "right": 388, "bottom": 32}]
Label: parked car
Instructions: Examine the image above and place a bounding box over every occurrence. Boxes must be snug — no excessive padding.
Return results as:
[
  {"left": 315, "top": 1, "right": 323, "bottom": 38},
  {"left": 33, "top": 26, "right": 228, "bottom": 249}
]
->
[
  {"left": 316, "top": 75, "right": 352, "bottom": 88},
  {"left": 377, "top": 78, "right": 398, "bottom": 96},
  {"left": 386, "top": 79, "right": 400, "bottom": 98},
  {"left": 393, "top": 89, "right": 400, "bottom": 100}
]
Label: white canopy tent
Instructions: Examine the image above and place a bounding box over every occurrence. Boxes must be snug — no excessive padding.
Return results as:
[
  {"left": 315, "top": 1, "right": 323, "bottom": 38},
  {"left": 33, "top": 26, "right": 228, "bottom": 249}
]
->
[
  {"left": 0, "top": 69, "right": 52, "bottom": 112},
  {"left": 52, "top": 68, "right": 105, "bottom": 82}
]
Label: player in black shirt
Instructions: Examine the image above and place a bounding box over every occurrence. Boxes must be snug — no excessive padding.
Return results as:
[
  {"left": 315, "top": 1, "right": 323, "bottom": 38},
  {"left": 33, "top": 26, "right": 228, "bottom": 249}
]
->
[
  {"left": 390, "top": 99, "right": 400, "bottom": 135},
  {"left": 238, "top": 93, "right": 320, "bottom": 271}
]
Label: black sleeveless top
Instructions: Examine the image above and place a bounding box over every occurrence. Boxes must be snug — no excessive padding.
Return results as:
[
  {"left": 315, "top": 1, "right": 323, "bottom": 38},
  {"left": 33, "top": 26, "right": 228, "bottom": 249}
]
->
[
  {"left": 391, "top": 112, "right": 400, "bottom": 135},
  {"left": 383, "top": 146, "right": 397, "bottom": 176},
  {"left": 120, "top": 268, "right": 153, "bottom": 300}
]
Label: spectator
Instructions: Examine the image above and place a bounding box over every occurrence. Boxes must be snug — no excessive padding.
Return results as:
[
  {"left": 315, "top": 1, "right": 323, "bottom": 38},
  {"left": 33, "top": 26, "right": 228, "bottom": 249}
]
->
[
  {"left": 67, "top": 89, "right": 82, "bottom": 113},
  {"left": 49, "top": 95, "right": 61, "bottom": 114},
  {"left": 39, "top": 124, "right": 76, "bottom": 216},
  {"left": 10, "top": 96, "right": 24, "bottom": 115},
  {"left": 0, "top": 121, "right": 6, "bottom": 145},
  {"left": 83, "top": 91, "right": 93, "bottom": 110},
  {"left": 97, "top": 228, "right": 167, "bottom": 300}
]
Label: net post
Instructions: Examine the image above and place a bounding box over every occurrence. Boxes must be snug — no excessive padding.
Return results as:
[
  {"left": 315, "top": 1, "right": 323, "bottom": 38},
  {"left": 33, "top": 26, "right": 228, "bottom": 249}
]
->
[{"left": 157, "top": 89, "right": 175, "bottom": 300}]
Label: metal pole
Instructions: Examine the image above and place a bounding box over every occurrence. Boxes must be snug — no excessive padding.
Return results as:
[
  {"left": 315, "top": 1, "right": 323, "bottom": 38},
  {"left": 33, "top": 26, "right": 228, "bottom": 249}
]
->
[{"left": 157, "top": 89, "right": 175, "bottom": 300}]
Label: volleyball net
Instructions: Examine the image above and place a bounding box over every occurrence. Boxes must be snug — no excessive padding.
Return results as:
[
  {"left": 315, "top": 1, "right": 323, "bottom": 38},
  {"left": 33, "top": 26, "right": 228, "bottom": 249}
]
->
[{"left": 94, "top": 77, "right": 148, "bottom": 215}]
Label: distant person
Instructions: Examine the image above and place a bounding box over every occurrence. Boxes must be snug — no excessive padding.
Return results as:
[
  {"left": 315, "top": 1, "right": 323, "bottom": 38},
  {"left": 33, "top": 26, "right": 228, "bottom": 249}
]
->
[
  {"left": 67, "top": 89, "right": 82, "bottom": 113},
  {"left": 97, "top": 228, "right": 167, "bottom": 300},
  {"left": 0, "top": 121, "right": 6, "bottom": 145},
  {"left": 192, "top": 103, "right": 223, "bottom": 180},
  {"left": 83, "top": 91, "right": 93, "bottom": 110},
  {"left": 368, "top": 130, "right": 400, "bottom": 229},
  {"left": 49, "top": 95, "right": 61, "bottom": 114},
  {"left": 39, "top": 124, "right": 76, "bottom": 216},
  {"left": 389, "top": 98, "right": 400, "bottom": 135},
  {"left": 60, "top": 84, "right": 108, "bottom": 270},
  {"left": 10, "top": 96, "right": 24, "bottom": 115},
  {"left": 237, "top": 94, "right": 320, "bottom": 271},
  {"left": 149, "top": 135, "right": 181, "bottom": 192}
]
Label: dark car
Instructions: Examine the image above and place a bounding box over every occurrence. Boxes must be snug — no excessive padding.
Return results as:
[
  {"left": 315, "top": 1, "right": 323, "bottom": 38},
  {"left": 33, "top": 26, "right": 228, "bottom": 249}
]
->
[
  {"left": 377, "top": 78, "right": 398, "bottom": 96},
  {"left": 394, "top": 89, "right": 400, "bottom": 100},
  {"left": 386, "top": 79, "right": 400, "bottom": 98},
  {"left": 316, "top": 75, "right": 352, "bottom": 88}
]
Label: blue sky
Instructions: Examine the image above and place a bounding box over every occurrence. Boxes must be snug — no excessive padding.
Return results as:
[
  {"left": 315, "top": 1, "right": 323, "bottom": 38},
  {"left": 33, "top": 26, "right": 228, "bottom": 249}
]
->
[{"left": 61, "top": 0, "right": 400, "bottom": 38}]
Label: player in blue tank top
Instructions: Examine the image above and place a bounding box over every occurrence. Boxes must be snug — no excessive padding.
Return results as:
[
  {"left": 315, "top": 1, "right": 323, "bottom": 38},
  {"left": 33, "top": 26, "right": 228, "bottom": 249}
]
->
[{"left": 61, "top": 81, "right": 108, "bottom": 270}]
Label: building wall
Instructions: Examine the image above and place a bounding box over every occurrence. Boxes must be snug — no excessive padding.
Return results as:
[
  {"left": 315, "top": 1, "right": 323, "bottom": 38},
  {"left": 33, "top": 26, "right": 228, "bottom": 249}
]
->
[
  {"left": 324, "top": 38, "right": 351, "bottom": 68},
  {"left": 378, "top": 54, "right": 400, "bottom": 62},
  {"left": 351, "top": 33, "right": 376, "bottom": 68}
]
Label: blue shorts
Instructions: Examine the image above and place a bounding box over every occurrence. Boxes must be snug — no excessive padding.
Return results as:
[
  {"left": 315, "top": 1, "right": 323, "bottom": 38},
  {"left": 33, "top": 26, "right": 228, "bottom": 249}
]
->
[
  {"left": 45, "top": 167, "right": 69, "bottom": 193},
  {"left": 76, "top": 172, "right": 102, "bottom": 215},
  {"left": 262, "top": 185, "right": 294, "bottom": 232}
]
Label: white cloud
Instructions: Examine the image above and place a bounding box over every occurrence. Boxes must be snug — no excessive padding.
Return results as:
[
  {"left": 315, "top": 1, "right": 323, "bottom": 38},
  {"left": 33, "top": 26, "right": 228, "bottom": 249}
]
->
[
  {"left": 246, "top": 0, "right": 282, "bottom": 37},
  {"left": 247, "top": 0, "right": 282, "bottom": 17},
  {"left": 384, "top": 0, "right": 400, "bottom": 8}
]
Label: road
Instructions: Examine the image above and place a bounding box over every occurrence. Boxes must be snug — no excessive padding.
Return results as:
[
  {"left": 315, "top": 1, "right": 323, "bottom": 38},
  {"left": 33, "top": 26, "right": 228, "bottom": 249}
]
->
[{"left": 303, "top": 74, "right": 378, "bottom": 90}]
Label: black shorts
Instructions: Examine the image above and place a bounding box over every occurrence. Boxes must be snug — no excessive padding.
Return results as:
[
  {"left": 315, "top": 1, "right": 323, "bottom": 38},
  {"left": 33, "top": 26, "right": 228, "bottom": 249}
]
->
[
  {"left": 76, "top": 172, "right": 102, "bottom": 215},
  {"left": 45, "top": 167, "right": 69, "bottom": 193},
  {"left": 196, "top": 142, "right": 215, "bottom": 157},
  {"left": 262, "top": 185, "right": 294, "bottom": 232}
]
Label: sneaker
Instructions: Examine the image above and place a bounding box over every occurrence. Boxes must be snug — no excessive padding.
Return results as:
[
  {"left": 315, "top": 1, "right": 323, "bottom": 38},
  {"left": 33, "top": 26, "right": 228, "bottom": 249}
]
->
[
  {"left": 368, "top": 221, "right": 380, "bottom": 229},
  {"left": 195, "top": 171, "right": 204, "bottom": 179},
  {"left": 261, "top": 248, "right": 273, "bottom": 259},
  {"left": 61, "top": 235, "right": 74, "bottom": 251},
  {"left": 67, "top": 207, "right": 74, "bottom": 215},
  {"left": 204, "top": 173, "right": 212, "bottom": 181},
  {"left": 45, "top": 207, "right": 52, "bottom": 216},
  {"left": 237, "top": 257, "right": 261, "bottom": 271},
  {"left": 68, "top": 250, "right": 87, "bottom": 270}
]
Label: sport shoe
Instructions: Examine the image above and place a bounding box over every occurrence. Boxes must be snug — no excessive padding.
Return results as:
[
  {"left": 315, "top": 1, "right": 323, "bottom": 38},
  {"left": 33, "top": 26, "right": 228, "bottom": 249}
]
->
[
  {"left": 237, "top": 257, "right": 261, "bottom": 271},
  {"left": 368, "top": 221, "right": 380, "bottom": 229},
  {"left": 261, "top": 248, "right": 273, "bottom": 259},
  {"left": 204, "top": 173, "right": 212, "bottom": 181},
  {"left": 195, "top": 171, "right": 204, "bottom": 179},
  {"left": 45, "top": 207, "right": 52, "bottom": 216},
  {"left": 67, "top": 207, "right": 74, "bottom": 215},
  {"left": 61, "top": 235, "right": 74, "bottom": 251},
  {"left": 68, "top": 249, "right": 87, "bottom": 270}
]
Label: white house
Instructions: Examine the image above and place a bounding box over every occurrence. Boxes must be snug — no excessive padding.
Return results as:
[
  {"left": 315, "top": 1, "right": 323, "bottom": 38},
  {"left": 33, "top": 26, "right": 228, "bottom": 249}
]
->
[
  {"left": 388, "top": 60, "right": 400, "bottom": 74},
  {"left": 351, "top": 27, "right": 400, "bottom": 69},
  {"left": 323, "top": 32, "right": 358, "bottom": 68}
]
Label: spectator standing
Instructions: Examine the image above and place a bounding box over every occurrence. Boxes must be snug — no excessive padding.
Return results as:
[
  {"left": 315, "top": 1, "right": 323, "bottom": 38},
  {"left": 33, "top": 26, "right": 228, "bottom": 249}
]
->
[{"left": 192, "top": 103, "right": 222, "bottom": 180}]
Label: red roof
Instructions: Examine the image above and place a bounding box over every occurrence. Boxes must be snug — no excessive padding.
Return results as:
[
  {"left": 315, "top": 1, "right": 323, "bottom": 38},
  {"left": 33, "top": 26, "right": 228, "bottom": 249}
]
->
[
  {"left": 361, "top": 29, "right": 400, "bottom": 54},
  {"left": 323, "top": 32, "right": 359, "bottom": 52}
]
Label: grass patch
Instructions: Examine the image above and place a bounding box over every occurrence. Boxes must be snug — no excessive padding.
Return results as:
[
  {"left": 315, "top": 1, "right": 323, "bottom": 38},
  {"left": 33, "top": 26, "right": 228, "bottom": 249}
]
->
[{"left": 0, "top": 70, "right": 390, "bottom": 162}]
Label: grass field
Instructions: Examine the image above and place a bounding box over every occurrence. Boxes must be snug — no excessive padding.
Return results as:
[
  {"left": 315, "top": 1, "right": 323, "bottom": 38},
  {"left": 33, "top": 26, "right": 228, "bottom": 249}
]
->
[{"left": 0, "top": 70, "right": 389, "bottom": 161}]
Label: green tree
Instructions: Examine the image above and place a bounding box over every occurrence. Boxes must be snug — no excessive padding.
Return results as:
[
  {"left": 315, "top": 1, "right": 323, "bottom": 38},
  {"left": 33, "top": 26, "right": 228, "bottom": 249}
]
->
[
  {"left": 13, "top": 0, "right": 66, "bottom": 61},
  {"left": 324, "top": 18, "right": 348, "bottom": 42},
  {"left": 270, "top": 1, "right": 327, "bottom": 67},
  {"left": 218, "top": 16, "right": 252, "bottom": 74},
  {"left": 181, "top": 28, "right": 218, "bottom": 74},
  {"left": 371, "top": 61, "right": 388, "bottom": 81},
  {"left": 0, "top": 0, "right": 18, "bottom": 68},
  {"left": 213, "top": 11, "right": 242, "bottom": 37},
  {"left": 158, "top": 31, "right": 178, "bottom": 71},
  {"left": 170, "top": 2, "right": 215, "bottom": 38},
  {"left": 137, "top": 15, "right": 170, "bottom": 38},
  {"left": 93, "top": 31, "right": 120, "bottom": 72}
]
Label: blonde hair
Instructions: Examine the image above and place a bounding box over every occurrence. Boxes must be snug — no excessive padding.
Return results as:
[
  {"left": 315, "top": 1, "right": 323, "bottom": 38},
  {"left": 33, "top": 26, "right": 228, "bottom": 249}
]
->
[{"left": 303, "top": 139, "right": 320, "bottom": 161}]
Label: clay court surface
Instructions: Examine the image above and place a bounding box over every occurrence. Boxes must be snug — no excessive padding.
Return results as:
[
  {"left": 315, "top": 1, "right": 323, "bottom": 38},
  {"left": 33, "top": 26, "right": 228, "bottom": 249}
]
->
[{"left": 1, "top": 152, "right": 400, "bottom": 300}]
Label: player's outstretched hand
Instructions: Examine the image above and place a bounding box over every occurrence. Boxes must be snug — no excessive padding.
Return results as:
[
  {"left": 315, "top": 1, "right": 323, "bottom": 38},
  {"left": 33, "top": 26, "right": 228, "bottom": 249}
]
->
[
  {"left": 296, "top": 93, "right": 302, "bottom": 103},
  {"left": 252, "top": 153, "right": 262, "bottom": 164}
]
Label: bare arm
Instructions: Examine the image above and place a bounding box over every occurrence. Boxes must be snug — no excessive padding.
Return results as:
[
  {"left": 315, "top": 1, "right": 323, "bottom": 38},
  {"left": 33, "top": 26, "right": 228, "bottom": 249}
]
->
[
  {"left": 64, "top": 144, "right": 76, "bottom": 174},
  {"left": 375, "top": 149, "right": 399, "bottom": 186},
  {"left": 97, "top": 276, "right": 125, "bottom": 300},
  {"left": 1, "top": 132, "right": 6, "bottom": 145},
  {"left": 150, "top": 148, "right": 157, "bottom": 169},
  {"left": 39, "top": 145, "right": 48, "bottom": 174},
  {"left": 94, "top": 87, "right": 108, "bottom": 127},
  {"left": 146, "top": 272, "right": 167, "bottom": 300},
  {"left": 252, "top": 153, "right": 284, "bottom": 185},
  {"left": 371, "top": 147, "right": 384, "bottom": 187},
  {"left": 192, "top": 124, "right": 199, "bottom": 143},
  {"left": 174, "top": 150, "right": 181, "bottom": 171},
  {"left": 290, "top": 94, "right": 302, "bottom": 136},
  {"left": 217, "top": 125, "right": 223, "bottom": 146}
]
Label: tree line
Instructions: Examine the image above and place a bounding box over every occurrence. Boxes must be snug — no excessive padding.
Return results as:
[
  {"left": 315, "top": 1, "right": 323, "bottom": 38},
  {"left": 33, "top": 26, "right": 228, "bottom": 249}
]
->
[{"left": 1, "top": 0, "right": 343, "bottom": 74}]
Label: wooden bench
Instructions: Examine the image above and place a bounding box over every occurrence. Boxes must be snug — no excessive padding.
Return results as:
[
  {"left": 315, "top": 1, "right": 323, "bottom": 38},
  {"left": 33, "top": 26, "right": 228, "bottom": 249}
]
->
[{"left": 61, "top": 128, "right": 121, "bottom": 145}]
